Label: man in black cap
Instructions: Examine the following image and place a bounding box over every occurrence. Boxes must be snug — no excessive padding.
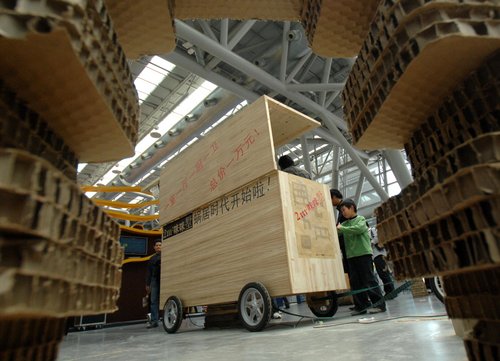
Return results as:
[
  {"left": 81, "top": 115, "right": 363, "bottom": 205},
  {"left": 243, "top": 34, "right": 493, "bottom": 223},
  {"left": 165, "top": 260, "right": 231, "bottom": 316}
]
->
[
  {"left": 330, "top": 189, "right": 349, "bottom": 275},
  {"left": 278, "top": 155, "right": 311, "bottom": 179}
]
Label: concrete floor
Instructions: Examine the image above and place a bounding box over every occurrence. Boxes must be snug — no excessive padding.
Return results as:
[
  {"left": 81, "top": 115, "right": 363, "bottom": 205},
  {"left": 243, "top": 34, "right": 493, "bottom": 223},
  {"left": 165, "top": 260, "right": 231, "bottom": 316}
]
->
[{"left": 58, "top": 292, "right": 467, "bottom": 361}]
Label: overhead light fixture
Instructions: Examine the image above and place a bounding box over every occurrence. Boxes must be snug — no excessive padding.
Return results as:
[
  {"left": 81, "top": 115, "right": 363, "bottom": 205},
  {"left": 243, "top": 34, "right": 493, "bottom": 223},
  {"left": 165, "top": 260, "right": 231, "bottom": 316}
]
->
[
  {"left": 204, "top": 98, "right": 218, "bottom": 107},
  {"left": 184, "top": 113, "right": 199, "bottom": 122},
  {"left": 287, "top": 30, "right": 302, "bottom": 41},
  {"left": 154, "top": 140, "right": 166, "bottom": 148},
  {"left": 168, "top": 128, "right": 182, "bottom": 136},
  {"left": 254, "top": 59, "right": 266, "bottom": 67},
  {"left": 150, "top": 131, "right": 162, "bottom": 138},
  {"left": 89, "top": 81, "right": 217, "bottom": 195}
]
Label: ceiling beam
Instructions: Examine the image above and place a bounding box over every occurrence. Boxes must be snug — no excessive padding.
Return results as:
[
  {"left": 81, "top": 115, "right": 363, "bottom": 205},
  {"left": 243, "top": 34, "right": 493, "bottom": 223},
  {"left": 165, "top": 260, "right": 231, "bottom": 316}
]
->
[
  {"left": 287, "top": 82, "right": 345, "bottom": 92},
  {"left": 175, "top": 20, "right": 347, "bottom": 131},
  {"left": 172, "top": 20, "right": 389, "bottom": 201}
]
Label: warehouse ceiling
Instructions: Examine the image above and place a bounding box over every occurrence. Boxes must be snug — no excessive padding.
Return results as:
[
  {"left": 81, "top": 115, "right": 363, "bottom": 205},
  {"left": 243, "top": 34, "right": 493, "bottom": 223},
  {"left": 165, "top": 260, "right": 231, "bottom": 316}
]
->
[{"left": 78, "top": 19, "right": 411, "bottom": 217}]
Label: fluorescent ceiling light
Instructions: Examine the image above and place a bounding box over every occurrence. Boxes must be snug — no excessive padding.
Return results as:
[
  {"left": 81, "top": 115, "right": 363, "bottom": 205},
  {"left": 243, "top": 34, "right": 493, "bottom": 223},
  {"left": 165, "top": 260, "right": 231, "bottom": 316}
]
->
[
  {"left": 112, "top": 192, "right": 126, "bottom": 201},
  {"left": 129, "top": 196, "right": 143, "bottom": 204},
  {"left": 79, "top": 56, "right": 176, "bottom": 179},
  {"left": 92, "top": 81, "right": 217, "bottom": 192}
]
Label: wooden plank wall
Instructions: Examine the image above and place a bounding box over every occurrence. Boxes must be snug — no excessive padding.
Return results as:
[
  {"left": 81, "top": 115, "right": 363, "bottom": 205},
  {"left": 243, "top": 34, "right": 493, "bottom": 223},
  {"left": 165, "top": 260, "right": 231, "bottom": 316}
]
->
[
  {"left": 160, "top": 171, "right": 291, "bottom": 307},
  {"left": 159, "top": 96, "right": 276, "bottom": 225},
  {"left": 267, "top": 98, "right": 321, "bottom": 148},
  {"left": 158, "top": 96, "right": 320, "bottom": 225},
  {"left": 279, "top": 172, "right": 346, "bottom": 293},
  {"left": 160, "top": 171, "right": 345, "bottom": 307}
]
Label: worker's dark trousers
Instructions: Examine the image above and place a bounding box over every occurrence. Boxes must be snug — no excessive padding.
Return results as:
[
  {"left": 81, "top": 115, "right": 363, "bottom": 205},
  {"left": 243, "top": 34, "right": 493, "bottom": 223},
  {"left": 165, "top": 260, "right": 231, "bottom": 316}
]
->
[
  {"left": 373, "top": 255, "right": 395, "bottom": 295},
  {"left": 347, "top": 254, "right": 386, "bottom": 311}
]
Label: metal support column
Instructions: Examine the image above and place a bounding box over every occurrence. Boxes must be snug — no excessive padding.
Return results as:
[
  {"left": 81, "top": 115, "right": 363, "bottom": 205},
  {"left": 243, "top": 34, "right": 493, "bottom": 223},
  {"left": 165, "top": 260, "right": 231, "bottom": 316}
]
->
[
  {"left": 300, "top": 135, "right": 312, "bottom": 175},
  {"left": 383, "top": 150, "right": 413, "bottom": 189},
  {"left": 331, "top": 145, "right": 340, "bottom": 190},
  {"left": 173, "top": 21, "right": 390, "bottom": 201},
  {"left": 353, "top": 159, "right": 369, "bottom": 204}
]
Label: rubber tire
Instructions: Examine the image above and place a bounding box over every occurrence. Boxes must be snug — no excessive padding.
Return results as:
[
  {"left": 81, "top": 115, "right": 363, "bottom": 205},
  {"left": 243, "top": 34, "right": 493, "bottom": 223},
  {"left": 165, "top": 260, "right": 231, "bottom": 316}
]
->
[
  {"left": 237, "top": 282, "right": 272, "bottom": 332},
  {"left": 428, "top": 276, "right": 445, "bottom": 304},
  {"left": 306, "top": 291, "right": 339, "bottom": 318},
  {"left": 162, "top": 296, "right": 184, "bottom": 334}
]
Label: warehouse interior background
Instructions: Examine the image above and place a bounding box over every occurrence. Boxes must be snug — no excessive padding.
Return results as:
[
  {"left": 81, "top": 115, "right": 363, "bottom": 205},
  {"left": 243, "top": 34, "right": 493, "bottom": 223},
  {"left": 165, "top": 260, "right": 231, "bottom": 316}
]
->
[
  {"left": 79, "top": 18, "right": 411, "bottom": 219},
  {"left": 2, "top": 1, "right": 498, "bottom": 360}
]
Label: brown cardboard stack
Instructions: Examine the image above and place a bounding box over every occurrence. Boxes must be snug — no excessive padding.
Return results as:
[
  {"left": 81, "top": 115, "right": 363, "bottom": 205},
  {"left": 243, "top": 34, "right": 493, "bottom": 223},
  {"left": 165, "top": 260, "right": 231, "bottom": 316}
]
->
[
  {"left": 301, "top": 0, "right": 381, "bottom": 57},
  {"left": 0, "top": 149, "right": 123, "bottom": 316},
  {"left": 104, "top": 0, "right": 380, "bottom": 60},
  {"left": 0, "top": 0, "right": 139, "bottom": 162},
  {"left": 0, "top": 0, "right": 136, "bottom": 359},
  {"left": 0, "top": 317, "right": 66, "bottom": 361},
  {"left": 338, "top": 0, "right": 500, "bottom": 355},
  {"left": 442, "top": 267, "right": 500, "bottom": 360},
  {"left": 375, "top": 53, "right": 500, "bottom": 279},
  {"left": 174, "top": 0, "right": 303, "bottom": 21},
  {"left": 463, "top": 320, "right": 499, "bottom": 361},
  {"left": 410, "top": 278, "right": 428, "bottom": 298},
  {"left": 342, "top": 0, "right": 500, "bottom": 149},
  {"left": 159, "top": 96, "right": 346, "bottom": 311},
  {"left": 104, "top": 0, "right": 176, "bottom": 59},
  {"left": 0, "top": 81, "right": 78, "bottom": 181}
]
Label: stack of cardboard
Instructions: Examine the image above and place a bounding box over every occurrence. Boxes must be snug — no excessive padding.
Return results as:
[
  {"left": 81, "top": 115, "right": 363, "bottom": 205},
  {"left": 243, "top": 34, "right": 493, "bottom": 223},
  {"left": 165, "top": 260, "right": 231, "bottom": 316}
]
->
[
  {"left": 104, "top": 0, "right": 381, "bottom": 60},
  {"left": 0, "top": 81, "right": 78, "bottom": 180},
  {"left": 104, "top": 0, "right": 176, "bottom": 59},
  {"left": 341, "top": 1, "right": 499, "bottom": 357},
  {"left": 442, "top": 268, "right": 500, "bottom": 360},
  {"left": 0, "top": 317, "right": 66, "bottom": 360},
  {"left": 0, "top": 0, "right": 138, "bottom": 359},
  {"left": 342, "top": 0, "right": 500, "bottom": 149},
  {"left": 0, "top": 149, "right": 123, "bottom": 316},
  {"left": 0, "top": 0, "right": 139, "bottom": 162},
  {"left": 174, "top": 0, "right": 303, "bottom": 21},
  {"left": 301, "top": 0, "right": 381, "bottom": 57},
  {"left": 159, "top": 96, "right": 346, "bottom": 312}
]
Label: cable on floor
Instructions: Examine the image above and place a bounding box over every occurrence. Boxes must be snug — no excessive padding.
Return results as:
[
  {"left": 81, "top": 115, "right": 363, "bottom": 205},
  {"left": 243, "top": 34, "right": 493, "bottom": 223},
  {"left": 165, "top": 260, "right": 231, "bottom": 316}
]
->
[{"left": 312, "top": 314, "right": 449, "bottom": 329}]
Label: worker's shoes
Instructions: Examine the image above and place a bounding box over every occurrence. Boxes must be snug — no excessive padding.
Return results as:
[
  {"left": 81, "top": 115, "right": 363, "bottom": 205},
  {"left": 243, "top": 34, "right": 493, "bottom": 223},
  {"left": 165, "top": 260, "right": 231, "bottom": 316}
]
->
[
  {"left": 350, "top": 309, "right": 367, "bottom": 316},
  {"left": 368, "top": 307, "right": 386, "bottom": 314},
  {"left": 146, "top": 322, "right": 158, "bottom": 328}
]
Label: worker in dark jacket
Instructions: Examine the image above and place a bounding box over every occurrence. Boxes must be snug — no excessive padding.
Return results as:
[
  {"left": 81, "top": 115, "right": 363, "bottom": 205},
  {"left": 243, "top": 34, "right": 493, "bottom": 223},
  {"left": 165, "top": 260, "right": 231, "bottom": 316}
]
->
[
  {"left": 146, "top": 241, "right": 162, "bottom": 328},
  {"left": 330, "top": 189, "right": 349, "bottom": 274},
  {"left": 278, "top": 155, "right": 311, "bottom": 179}
]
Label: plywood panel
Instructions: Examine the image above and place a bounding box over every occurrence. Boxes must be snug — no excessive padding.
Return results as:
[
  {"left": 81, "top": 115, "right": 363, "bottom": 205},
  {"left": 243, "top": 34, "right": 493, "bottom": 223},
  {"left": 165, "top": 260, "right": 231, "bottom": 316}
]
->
[
  {"left": 160, "top": 171, "right": 345, "bottom": 307},
  {"left": 160, "top": 172, "right": 290, "bottom": 307},
  {"left": 279, "top": 173, "right": 346, "bottom": 293},
  {"left": 159, "top": 97, "right": 275, "bottom": 224},
  {"left": 159, "top": 96, "right": 321, "bottom": 225},
  {"left": 267, "top": 97, "right": 321, "bottom": 148}
]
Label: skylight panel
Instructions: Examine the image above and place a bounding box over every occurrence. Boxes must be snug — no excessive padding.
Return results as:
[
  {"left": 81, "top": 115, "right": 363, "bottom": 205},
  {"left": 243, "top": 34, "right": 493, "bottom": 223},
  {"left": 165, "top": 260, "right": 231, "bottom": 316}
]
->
[{"left": 134, "top": 56, "right": 176, "bottom": 104}]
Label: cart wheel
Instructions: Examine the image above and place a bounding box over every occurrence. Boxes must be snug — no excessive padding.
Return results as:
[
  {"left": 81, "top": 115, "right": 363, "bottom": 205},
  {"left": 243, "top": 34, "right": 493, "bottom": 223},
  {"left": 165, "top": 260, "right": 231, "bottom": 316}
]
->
[
  {"left": 162, "top": 296, "right": 183, "bottom": 333},
  {"left": 427, "top": 276, "right": 445, "bottom": 304},
  {"left": 306, "top": 291, "right": 338, "bottom": 318},
  {"left": 238, "top": 282, "right": 272, "bottom": 332}
]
